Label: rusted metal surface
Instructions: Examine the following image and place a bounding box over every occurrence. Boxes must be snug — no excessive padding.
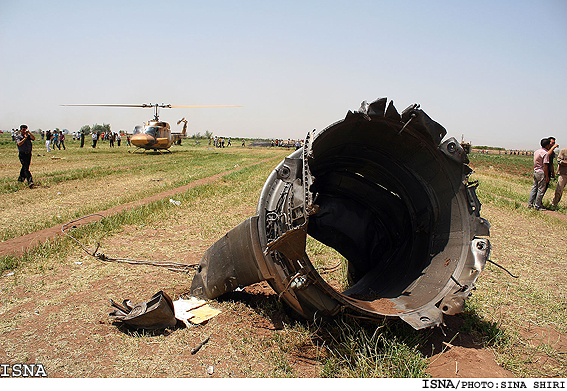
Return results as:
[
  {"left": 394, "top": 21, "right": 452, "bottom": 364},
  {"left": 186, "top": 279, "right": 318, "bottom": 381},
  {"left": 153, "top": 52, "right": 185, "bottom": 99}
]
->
[
  {"left": 109, "top": 290, "right": 177, "bottom": 329},
  {"left": 190, "top": 97, "right": 491, "bottom": 329}
]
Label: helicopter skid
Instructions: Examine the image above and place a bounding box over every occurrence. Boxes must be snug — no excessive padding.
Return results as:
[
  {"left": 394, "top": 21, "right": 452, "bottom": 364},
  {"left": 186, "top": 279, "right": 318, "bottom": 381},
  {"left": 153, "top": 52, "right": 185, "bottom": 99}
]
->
[{"left": 132, "top": 147, "right": 172, "bottom": 154}]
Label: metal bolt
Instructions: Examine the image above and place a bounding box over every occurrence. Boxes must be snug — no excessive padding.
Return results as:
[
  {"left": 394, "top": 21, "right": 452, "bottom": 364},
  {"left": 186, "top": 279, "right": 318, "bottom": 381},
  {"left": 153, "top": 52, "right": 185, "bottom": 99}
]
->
[{"left": 447, "top": 142, "right": 457, "bottom": 153}]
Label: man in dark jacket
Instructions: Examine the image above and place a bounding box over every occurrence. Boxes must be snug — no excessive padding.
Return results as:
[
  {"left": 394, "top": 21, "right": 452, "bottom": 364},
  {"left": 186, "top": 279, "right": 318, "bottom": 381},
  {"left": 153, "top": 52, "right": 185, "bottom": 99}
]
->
[{"left": 15, "top": 124, "right": 35, "bottom": 188}]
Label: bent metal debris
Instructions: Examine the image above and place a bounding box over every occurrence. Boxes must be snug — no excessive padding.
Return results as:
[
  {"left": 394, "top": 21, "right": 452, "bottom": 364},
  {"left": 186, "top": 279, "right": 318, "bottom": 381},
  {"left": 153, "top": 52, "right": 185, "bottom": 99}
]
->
[{"left": 190, "top": 97, "right": 491, "bottom": 330}]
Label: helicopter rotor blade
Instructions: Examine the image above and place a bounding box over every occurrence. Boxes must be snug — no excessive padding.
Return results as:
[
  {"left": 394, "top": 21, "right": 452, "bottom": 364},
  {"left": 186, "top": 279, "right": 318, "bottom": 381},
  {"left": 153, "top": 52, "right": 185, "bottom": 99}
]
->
[
  {"left": 60, "top": 104, "right": 149, "bottom": 107},
  {"left": 169, "top": 105, "right": 242, "bottom": 108},
  {"left": 61, "top": 104, "right": 242, "bottom": 108}
]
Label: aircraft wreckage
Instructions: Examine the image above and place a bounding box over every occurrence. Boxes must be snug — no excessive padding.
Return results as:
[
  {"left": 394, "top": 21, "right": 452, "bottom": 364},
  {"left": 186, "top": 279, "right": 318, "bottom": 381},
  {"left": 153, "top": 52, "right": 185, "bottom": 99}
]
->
[{"left": 190, "top": 97, "right": 491, "bottom": 330}]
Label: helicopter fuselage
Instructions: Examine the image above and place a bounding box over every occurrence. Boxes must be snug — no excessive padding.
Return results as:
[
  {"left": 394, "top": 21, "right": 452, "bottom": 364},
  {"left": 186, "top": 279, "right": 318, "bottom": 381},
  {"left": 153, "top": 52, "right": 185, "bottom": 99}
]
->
[{"left": 131, "top": 121, "right": 173, "bottom": 150}]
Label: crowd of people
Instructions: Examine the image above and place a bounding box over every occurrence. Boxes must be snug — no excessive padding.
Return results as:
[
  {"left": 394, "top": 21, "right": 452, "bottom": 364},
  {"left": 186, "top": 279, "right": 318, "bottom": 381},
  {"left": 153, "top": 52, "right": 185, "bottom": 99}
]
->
[
  {"left": 210, "top": 136, "right": 232, "bottom": 148},
  {"left": 89, "top": 131, "right": 125, "bottom": 148},
  {"left": 9, "top": 127, "right": 567, "bottom": 211}
]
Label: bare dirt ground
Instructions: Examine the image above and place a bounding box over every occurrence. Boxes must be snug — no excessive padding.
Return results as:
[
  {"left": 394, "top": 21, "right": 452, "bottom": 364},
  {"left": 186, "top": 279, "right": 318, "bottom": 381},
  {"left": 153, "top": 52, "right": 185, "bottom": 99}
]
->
[{"left": 0, "top": 172, "right": 565, "bottom": 378}]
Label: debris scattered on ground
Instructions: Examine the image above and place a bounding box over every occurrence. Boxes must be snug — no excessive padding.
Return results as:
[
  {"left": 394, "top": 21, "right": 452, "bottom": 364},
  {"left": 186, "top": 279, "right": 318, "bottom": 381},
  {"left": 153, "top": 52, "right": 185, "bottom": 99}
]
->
[
  {"left": 207, "top": 365, "right": 214, "bottom": 375},
  {"left": 173, "top": 297, "right": 221, "bottom": 326},
  {"left": 108, "top": 291, "right": 220, "bottom": 330},
  {"left": 109, "top": 290, "right": 177, "bottom": 330},
  {"left": 190, "top": 336, "right": 210, "bottom": 355},
  {"left": 169, "top": 199, "right": 181, "bottom": 206}
]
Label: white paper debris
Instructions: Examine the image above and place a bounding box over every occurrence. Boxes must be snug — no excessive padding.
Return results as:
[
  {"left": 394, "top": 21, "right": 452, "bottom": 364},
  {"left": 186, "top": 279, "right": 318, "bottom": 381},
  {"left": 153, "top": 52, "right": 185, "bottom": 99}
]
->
[{"left": 172, "top": 297, "right": 220, "bottom": 326}]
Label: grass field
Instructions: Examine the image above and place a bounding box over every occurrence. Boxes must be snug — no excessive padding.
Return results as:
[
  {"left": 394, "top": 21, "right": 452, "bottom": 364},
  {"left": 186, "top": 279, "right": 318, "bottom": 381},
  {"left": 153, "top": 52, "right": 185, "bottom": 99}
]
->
[{"left": 0, "top": 133, "right": 565, "bottom": 378}]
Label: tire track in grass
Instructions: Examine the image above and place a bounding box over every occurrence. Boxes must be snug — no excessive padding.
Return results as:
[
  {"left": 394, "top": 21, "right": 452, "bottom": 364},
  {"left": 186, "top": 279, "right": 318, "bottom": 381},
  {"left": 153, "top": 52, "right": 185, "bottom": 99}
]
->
[{"left": 0, "top": 156, "right": 281, "bottom": 257}]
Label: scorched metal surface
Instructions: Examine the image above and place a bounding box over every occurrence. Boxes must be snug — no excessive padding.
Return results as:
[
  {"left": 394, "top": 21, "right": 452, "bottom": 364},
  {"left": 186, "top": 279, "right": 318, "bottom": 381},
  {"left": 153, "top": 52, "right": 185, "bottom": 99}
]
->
[{"left": 190, "top": 97, "right": 490, "bottom": 329}]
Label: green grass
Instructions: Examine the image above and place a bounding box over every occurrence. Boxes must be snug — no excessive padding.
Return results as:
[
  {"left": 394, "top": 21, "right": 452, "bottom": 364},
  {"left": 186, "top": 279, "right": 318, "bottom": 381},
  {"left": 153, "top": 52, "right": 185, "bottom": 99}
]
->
[
  {"left": 319, "top": 318, "right": 429, "bottom": 377},
  {"left": 0, "top": 133, "right": 287, "bottom": 241},
  {"left": 1, "top": 143, "right": 566, "bottom": 378}
]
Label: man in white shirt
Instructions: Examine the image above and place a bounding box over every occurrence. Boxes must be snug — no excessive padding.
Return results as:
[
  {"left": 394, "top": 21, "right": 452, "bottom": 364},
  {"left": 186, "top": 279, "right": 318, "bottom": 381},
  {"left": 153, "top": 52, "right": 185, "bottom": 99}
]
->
[{"left": 528, "top": 138, "right": 559, "bottom": 210}]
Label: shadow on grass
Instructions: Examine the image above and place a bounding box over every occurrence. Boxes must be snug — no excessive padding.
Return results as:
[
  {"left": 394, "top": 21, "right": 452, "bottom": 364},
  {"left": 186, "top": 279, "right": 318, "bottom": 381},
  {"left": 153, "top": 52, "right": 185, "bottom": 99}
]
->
[
  {"left": 110, "top": 319, "right": 187, "bottom": 337},
  {"left": 219, "top": 286, "right": 511, "bottom": 377},
  {"left": 420, "top": 305, "right": 509, "bottom": 359},
  {"left": 221, "top": 287, "right": 432, "bottom": 377}
]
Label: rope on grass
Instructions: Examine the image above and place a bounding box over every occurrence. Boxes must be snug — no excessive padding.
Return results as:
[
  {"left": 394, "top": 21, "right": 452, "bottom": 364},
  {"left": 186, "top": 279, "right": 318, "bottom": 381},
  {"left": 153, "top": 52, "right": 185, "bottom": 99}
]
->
[
  {"left": 487, "top": 259, "right": 519, "bottom": 279},
  {"left": 61, "top": 214, "right": 199, "bottom": 273}
]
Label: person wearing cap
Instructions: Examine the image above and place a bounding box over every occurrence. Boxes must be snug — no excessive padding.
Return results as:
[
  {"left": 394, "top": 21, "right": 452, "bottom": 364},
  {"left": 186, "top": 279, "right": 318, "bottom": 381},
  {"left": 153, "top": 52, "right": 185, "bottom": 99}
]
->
[
  {"left": 14, "top": 124, "right": 35, "bottom": 188},
  {"left": 528, "top": 138, "right": 559, "bottom": 210}
]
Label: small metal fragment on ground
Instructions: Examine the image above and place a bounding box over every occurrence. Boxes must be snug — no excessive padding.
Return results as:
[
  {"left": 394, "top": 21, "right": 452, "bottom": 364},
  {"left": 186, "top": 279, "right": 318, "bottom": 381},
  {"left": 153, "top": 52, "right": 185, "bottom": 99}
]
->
[
  {"left": 191, "top": 336, "right": 210, "bottom": 355},
  {"left": 109, "top": 290, "right": 177, "bottom": 330},
  {"left": 207, "top": 365, "right": 214, "bottom": 375}
]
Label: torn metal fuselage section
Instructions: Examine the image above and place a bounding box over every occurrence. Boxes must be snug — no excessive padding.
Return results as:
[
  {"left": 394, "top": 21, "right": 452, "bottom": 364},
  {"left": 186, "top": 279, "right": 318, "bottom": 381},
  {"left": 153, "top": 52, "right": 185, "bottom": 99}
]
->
[{"left": 190, "top": 97, "right": 491, "bottom": 329}]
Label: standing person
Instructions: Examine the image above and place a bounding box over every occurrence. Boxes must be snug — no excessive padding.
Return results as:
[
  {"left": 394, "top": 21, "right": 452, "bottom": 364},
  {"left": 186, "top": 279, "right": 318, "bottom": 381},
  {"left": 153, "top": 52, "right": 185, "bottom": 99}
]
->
[
  {"left": 54, "top": 131, "right": 60, "bottom": 150},
  {"left": 545, "top": 137, "right": 557, "bottom": 191},
  {"left": 45, "top": 130, "right": 52, "bottom": 152},
  {"left": 59, "top": 132, "right": 66, "bottom": 150},
  {"left": 552, "top": 147, "right": 567, "bottom": 209},
  {"left": 126, "top": 134, "right": 131, "bottom": 146},
  {"left": 109, "top": 132, "right": 115, "bottom": 147},
  {"left": 92, "top": 132, "right": 98, "bottom": 148},
  {"left": 116, "top": 132, "right": 121, "bottom": 147},
  {"left": 528, "top": 138, "right": 559, "bottom": 210},
  {"left": 15, "top": 125, "right": 35, "bottom": 188},
  {"left": 80, "top": 131, "right": 85, "bottom": 148}
]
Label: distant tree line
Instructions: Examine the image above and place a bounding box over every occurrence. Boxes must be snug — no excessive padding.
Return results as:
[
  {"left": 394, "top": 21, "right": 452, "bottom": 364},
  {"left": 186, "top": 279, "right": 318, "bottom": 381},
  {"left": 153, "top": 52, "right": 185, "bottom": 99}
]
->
[
  {"left": 473, "top": 145, "right": 505, "bottom": 150},
  {"left": 79, "top": 124, "right": 112, "bottom": 135},
  {"left": 190, "top": 130, "right": 213, "bottom": 139}
]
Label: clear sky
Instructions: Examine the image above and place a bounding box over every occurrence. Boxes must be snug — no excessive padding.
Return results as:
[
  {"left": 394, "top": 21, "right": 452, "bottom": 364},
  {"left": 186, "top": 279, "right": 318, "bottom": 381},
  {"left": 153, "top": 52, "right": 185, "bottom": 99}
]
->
[{"left": 1, "top": 0, "right": 565, "bottom": 150}]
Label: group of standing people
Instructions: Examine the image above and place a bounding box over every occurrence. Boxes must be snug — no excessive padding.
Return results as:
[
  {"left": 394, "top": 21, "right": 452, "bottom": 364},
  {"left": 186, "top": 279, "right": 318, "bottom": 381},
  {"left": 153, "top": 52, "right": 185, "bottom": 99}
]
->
[
  {"left": 91, "top": 131, "right": 122, "bottom": 148},
  {"left": 211, "top": 136, "right": 231, "bottom": 148},
  {"left": 528, "top": 136, "right": 566, "bottom": 210},
  {"left": 43, "top": 129, "right": 66, "bottom": 152}
]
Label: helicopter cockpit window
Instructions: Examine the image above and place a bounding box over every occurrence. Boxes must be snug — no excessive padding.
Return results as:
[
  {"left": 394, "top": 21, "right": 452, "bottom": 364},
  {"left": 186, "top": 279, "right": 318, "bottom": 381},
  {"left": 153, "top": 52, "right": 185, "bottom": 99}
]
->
[
  {"left": 133, "top": 126, "right": 143, "bottom": 135},
  {"left": 144, "top": 127, "right": 158, "bottom": 137}
]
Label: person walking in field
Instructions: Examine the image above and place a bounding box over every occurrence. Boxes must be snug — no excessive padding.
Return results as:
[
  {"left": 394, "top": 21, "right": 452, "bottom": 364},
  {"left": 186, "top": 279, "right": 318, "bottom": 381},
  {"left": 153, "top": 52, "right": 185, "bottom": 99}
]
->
[
  {"left": 15, "top": 125, "right": 35, "bottom": 188},
  {"left": 59, "top": 132, "right": 66, "bottom": 150},
  {"left": 528, "top": 138, "right": 559, "bottom": 210},
  {"left": 551, "top": 147, "right": 567, "bottom": 209},
  {"left": 45, "top": 129, "right": 52, "bottom": 152},
  {"left": 53, "top": 131, "right": 60, "bottom": 150},
  {"left": 92, "top": 132, "right": 98, "bottom": 148}
]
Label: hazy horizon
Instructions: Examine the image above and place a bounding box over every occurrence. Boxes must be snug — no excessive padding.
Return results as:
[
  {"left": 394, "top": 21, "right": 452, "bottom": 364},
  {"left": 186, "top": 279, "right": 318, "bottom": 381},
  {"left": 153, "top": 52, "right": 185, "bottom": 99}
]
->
[{"left": 1, "top": 1, "right": 566, "bottom": 151}]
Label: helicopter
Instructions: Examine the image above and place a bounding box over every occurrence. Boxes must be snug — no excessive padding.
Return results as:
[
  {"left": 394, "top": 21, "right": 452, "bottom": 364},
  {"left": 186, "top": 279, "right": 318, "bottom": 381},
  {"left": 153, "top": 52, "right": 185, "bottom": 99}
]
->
[{"left": 62, "top": 103, "right": 241, "bottom": 153}]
